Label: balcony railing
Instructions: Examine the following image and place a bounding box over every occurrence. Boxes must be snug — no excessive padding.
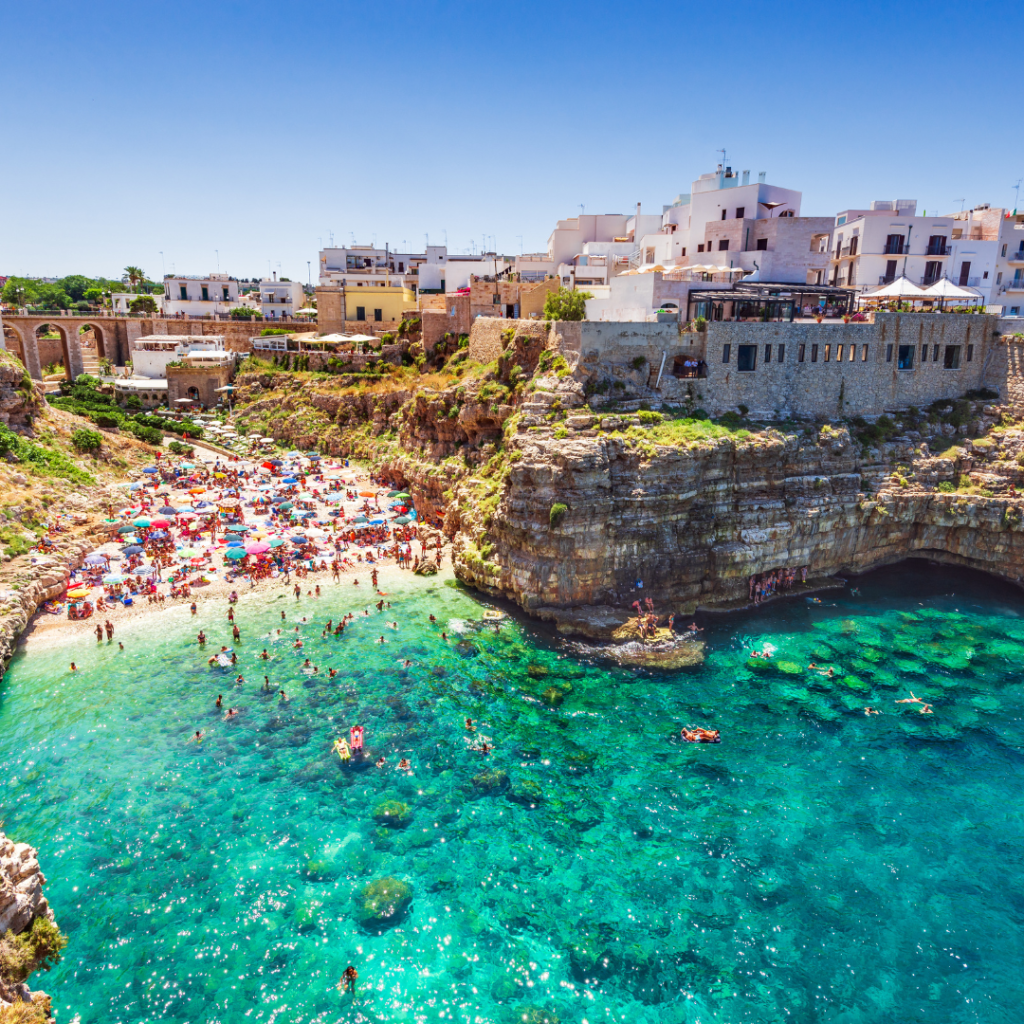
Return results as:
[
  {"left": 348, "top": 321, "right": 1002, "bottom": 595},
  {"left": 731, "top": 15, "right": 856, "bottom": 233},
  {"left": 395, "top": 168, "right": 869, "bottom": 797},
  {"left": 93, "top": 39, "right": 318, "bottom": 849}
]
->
[
  {"left": 883, "top": 242, "right": 907, "bottom": 255},
  {"left": 877, "top": 275, "right": 898, "bottom": 285},
  {"left": 1006, "top": 249, "right": 1024, "bottom": 263},
  {"left": 1001, "top": 279, "right": 1024, "bottom": 293},
  {"left": 925, "top": 245, "right": 952, "bottom": 256},
  {"left": 921, "top": 276, "right": 943, "bottom": 286}
]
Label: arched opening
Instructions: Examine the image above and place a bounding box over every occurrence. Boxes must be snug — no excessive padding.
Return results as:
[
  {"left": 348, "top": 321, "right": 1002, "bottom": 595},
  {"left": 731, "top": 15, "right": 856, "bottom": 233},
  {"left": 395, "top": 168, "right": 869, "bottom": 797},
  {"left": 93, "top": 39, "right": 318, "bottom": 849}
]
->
[
  {"left": 77, "top": 322, "right": 107, "bottom": 369},
  {"left": 2, "top": 325, "right": 25, "bottom": 366},
  {"left": 34, "top": 323, "right": 71, "bottom": 379},
  {"left": 186, "top": 386, "right": 200, "bottom": 401}
]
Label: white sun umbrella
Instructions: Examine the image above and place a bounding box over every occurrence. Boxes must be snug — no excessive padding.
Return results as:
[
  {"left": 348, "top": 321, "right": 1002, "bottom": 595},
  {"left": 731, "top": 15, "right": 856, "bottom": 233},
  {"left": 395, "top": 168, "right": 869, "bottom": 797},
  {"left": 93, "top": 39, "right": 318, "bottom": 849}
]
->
[
  {"left": 924, "top": 278, "right": 982, "bottom": 301},
  {"left": 861, "top": 276, "right": 928, "bottom": 300}
]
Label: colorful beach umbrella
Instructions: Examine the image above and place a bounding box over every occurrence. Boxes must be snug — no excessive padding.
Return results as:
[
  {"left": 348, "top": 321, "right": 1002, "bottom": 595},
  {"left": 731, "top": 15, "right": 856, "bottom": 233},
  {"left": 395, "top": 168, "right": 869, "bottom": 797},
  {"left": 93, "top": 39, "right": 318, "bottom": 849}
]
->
[
  {"left": 67, "top": 588, "right": 92, "bottom": 599},
  {"left": 245, "top": 542, "right": 270, "bottom": 554},
  {"left": 102, "top": 574, "right": 124, "bottom": 584},
  {"left": 133, "top": 518, "right": 151, "bottom": 528},
  {"left": 150, "top": 519, "right": 170, "bottom": 529},
  {"left": 225, "top": 548, "right": 247, "bottom": 560},
  {"left": 117, "top": 525, "right": 135, "bottom": 534},
  {"left": 121, "top": 545, "right": 144, "bottom": 555},
  {"left": 269, "top": 538, "right": 285, "bottom": 548}
]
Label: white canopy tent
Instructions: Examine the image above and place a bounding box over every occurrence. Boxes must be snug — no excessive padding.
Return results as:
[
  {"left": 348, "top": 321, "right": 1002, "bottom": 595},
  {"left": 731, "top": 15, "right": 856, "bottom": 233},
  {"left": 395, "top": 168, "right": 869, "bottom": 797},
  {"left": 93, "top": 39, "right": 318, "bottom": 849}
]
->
[{"left": 923, "top": 279, "right": 983, "bottom": 303}]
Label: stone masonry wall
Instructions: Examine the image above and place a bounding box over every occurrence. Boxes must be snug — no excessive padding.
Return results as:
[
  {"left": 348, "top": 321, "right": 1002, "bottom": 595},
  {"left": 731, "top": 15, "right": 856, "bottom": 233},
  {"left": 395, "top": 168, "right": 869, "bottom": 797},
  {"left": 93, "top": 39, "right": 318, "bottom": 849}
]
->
[{"left": 468, "top": 318, "right": 551, "bottom": 364}]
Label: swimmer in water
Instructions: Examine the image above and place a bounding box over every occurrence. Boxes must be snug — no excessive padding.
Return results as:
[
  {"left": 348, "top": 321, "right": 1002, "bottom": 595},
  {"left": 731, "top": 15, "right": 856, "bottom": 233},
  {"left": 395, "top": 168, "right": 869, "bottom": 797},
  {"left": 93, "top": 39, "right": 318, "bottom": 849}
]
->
[
  {"left": 376, "top": 756, "right": 386, "bottom": 768},
  {"left": 118, "top": 642, "right": 124, "bottom": 651},
  {"left": 864, "top": 706, "right": 882, "bottom": 715},
  {"left": 279, "top": 690, "right": 287, "bottom": 700},
  {"left": 225, "top": 708, "right": 239, "bottom": 719},
  {"left": 70, "top": 662, "right": 77, "bottom": 672},
  {"left": 441, "top": 632, "right": 447, "bottom": 641},
  {"left": 398, "top": 758, "right": 411, "bottom": 771},
  {"left": 465, "top": 718, "right": 476, "bottom": 732},
  {"left": 216, "top": 694, "right": 223, "bottom": 708},
  {"left": 192, "top": 730, "right": 204, "bottom": 743},
  {"left": 478, "top": 742, "right": 493, "bottom": 755},
  {"left": 260, "top": 649, "right": 269, "bottom": 660},
  {"left": 377, "top": 636, "right": 386, "bottom": 644},
  {"left": 402, "top": 660, "right": 412, "bottom": 668},
  {"left": 197, "top": 631, "right": 207, "bottom": 645},
  {"left": 340, "top": 965, "right": 358, "bottom": 995},
  {"left": 263, "top": 676, "right": 270, "bottom": 690},
  {"left": 429, "top": 614, "right": 436, "bottom": 623}
]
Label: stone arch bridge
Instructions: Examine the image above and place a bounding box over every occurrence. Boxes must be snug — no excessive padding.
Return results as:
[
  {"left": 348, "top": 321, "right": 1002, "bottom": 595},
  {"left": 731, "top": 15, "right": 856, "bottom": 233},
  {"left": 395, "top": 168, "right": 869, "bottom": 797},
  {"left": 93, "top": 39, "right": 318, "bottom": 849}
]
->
[{"left": 0, "top": 314, "right": 122, "bottom": 381}]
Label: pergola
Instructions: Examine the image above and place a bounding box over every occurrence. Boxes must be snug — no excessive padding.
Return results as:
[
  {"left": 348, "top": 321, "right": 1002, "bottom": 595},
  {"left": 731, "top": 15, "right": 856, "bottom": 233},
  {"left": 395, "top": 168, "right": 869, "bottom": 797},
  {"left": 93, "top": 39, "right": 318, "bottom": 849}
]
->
[{"left": 686, "top": 283, "right": 856, "bottom": 323}]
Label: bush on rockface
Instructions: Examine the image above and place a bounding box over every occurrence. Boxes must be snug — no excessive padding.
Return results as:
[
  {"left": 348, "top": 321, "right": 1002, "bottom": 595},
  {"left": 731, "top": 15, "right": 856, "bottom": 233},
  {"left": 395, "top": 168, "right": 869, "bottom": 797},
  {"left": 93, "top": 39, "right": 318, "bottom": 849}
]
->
[
  {"left": 0, "top": 917, "right": 67, "bottom": 986},
  {"left": 70, "top": 428, "right": 102, "bottom": 452},
  {"left": 549, "top": 502, "right": 568, "bottom": 527}
]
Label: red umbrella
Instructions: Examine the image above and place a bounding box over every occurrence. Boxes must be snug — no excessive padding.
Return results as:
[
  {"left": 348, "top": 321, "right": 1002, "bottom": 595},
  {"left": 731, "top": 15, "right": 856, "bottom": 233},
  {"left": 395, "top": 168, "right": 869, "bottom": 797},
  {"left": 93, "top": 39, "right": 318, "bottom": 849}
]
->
[{"left": 150, "top": 519, "right": 171, "bottom": 529}]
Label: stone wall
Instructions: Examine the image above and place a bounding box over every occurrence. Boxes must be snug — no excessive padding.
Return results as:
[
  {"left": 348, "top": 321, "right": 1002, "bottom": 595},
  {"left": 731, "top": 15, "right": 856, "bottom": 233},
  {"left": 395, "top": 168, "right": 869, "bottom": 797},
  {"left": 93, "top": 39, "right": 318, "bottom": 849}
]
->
[
  {"left": 468, "top": 318, "right": 552, "bottom": 364},
  {"left": 167, "top": 363, "right": 234, "bottom": 408}
]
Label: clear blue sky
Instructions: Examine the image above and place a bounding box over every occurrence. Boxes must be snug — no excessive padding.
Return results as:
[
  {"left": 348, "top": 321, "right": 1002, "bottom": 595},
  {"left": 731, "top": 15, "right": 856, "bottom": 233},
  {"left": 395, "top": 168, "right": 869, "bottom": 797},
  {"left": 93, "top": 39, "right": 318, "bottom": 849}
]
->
[{"left": 3, "top": 0, "right": 1021, "bottom": 282}]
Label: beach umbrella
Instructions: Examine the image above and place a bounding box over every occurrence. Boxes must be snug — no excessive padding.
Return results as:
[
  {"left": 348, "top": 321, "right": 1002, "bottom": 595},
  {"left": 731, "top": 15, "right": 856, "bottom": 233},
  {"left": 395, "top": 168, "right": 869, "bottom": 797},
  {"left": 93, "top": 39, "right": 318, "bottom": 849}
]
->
[
  {"left": 269, "top": 459, "right": 283, "bottom": 466},
  {"left": 352, "top": 514, "right": 367, "bottom": 523},
  {"left": 151, "top": 519, "right": 170, "bottom": 529},
  {"left": 189, "top": 487, "right": 205, "bottom": 495},
  {"left": 178, "top": 547, "right": 198, "bottom": 558},
  {"left": 387, "top": 490, "right": 401, "bottom": 497},
  {"left": 67, "top": 587, "right": 92, "bottom": 599},
  {"left": 117, "top": 525, "right": 135, "bottom": 534},
  {"left": 287, "top": 450, "right": 303, "bottom": 457},
  {"left": 245, "top": 542, "right": 270, "bottom": 554},
  {"left": 307, "top": 454, "right": 321, "bottom": 461},
  {"left": 269, "top": 538, "right": 285, "bottom": 548},
  {"left": 359, "top": 491, "right": 376, "bottom": 498},
  {"left": 282, "top": 477, "right": 299, "bottom": 484},
  {"left": 226, "top": 525, "right": 248, "bottom": 533},
  {"left": 394, "top": 492, "right": 410, "bottom": 500},
  {"left": 158, "top": 506, "right": 177, "bottom": 515},
  {"left": 290, "top": 535, "right": 307, "bottom": 544},
  {"left": 369, "top": 518, "right": 385, "bottom": 525},
  {"left": 149, "top": 530, "right": 169, "bottom": 540},
  {"left": 225, "top": 548, "right": 247, "bottom": 560},
  {"left": 128, "top": 482, "right": 142, "bottom": 491},
  {"left": 121, "top": 545, "right": 144, "bottom": 555},
  {"left": 103, "top": 574, "right": 124, "bottom": 584},
  {"left": 393, "top": 516, "right": 410, "bottom": 525},
  {"left": 84, "top": 553, "right": 107, "bottom": 565},
  {"left": 142, "top": 467, "right": 158, "bottom": 475},
  {"left": 278, "top": 502, "right": 293, "bottom": 511},
  {"left": 177, "top": 510, "right": 196, "bottom": 520}
]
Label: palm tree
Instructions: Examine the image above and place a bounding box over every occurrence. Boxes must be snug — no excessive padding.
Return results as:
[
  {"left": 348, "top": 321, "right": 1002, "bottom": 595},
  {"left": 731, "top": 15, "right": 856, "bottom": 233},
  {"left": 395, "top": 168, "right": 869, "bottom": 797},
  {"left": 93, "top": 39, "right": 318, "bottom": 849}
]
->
[{"left": 122, "top": 266, "right": 145, "bottom": 294}]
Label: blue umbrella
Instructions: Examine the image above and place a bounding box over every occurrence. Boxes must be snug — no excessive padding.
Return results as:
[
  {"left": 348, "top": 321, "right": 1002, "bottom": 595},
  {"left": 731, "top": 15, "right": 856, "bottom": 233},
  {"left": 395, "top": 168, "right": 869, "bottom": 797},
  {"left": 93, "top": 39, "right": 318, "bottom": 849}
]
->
[
  {"left": 225, "top": 548, "right": 247, "bottom": 560},
  {"left": 290, "top": 536, "right": 307, "bottom": 544},
  {"left": 226, "top": 539, "right": 243, "bottom": 547},
  {"left": 149, "top": 530, "right": 169, "bottom": 539},
  {"left": 158, "top": 506, "right": 177, "bottom": 515},
  {"left": 142, "top": 467, "right": 158, "bottom": 474},
  {"left": 128, "top": 483, "right": 142, "bottom": 491},
  {"left": 282, "top": 477, "right": 299, "bottom": 484},
  {"left": 287, "top": 451, "right": 303, "bottom": 457},
  {"left": 369, "top": 518, "right": 385, "bottom": 525},
  {"left": 121, "top": 545, "right": 144, "bottom": 555}
]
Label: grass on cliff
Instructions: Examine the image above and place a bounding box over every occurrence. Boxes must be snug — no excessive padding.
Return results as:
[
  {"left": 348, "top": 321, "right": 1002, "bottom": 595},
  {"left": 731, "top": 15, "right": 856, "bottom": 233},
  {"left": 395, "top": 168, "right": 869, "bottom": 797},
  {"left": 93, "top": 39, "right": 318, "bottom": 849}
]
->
[{"left": 604, "top": 413, "right": 751, "bottom": 447}]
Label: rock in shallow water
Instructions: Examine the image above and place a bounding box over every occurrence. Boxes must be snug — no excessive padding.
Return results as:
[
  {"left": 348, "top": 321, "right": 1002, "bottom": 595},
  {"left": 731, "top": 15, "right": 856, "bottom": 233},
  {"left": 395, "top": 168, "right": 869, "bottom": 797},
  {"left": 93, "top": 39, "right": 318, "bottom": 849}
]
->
[{"left": 355, "top": 876, "right": 413, "bottom": 929}]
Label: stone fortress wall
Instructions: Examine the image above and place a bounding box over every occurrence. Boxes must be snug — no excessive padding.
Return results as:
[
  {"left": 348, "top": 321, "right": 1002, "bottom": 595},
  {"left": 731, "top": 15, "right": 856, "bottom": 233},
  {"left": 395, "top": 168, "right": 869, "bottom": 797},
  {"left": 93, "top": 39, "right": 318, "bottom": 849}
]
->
[{"left": 492, "top": 312, "right": 1024, "bottom": 420}]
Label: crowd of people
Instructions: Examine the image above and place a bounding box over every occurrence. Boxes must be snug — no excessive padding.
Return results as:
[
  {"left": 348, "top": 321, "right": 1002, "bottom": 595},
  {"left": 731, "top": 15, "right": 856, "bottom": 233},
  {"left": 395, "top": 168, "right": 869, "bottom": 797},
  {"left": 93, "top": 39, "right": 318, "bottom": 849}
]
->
[{"left": 748, "top": 566, "right": 808, "bottom": 605}]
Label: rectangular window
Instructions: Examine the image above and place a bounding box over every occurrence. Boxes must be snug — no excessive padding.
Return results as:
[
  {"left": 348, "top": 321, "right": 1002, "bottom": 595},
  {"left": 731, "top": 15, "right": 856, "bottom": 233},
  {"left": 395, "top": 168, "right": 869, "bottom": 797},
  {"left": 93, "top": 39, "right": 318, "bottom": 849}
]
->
[
  {"left": 849, "top": 237, "right": 858, "bottom": 256},
  {"left": 398, "top": 262, "right": 404, "bottom": 272},
  {"left": 811, "top": 344, "right": 819, "bottom": 363},
  {"left": 848, "top": 344, "right": 855, "bottom": 362},
  {"left": 886, "top": 344, "right": 893, "bottom": 363},
  {"left": 967, "top": 344, "right": 974, "bottom": 362},
  {"left": 697, "top": 243, "right": 705, "bottom": 253},
  {"left": 798, "top": 344, "right": 805, "bottom": 363},
  {"left": 721, "top": 344, "right": 731, "bottom": 363},
  {"left": 201, "top": 286, "right": 209, "bottom": 301},
  {"left": 179, "top": 285, "right": 188, "bottom": 300},
  {"left": 356, "top": 306, "right": 365, "bottom": 320},
  {"left": 735, "top": 207, "right": 745, "bottom": 219},
  {"left": 897, "top": 345, "right": 915, "bottom": 369},
  {"left": 374, "top": 308, "right": 383, "bottom": 322},
  {"left": 921, "top": 344, "right": 927, "bottom": 362},
  {"left": 933, "top": 343, "right": 939, "bottom": 362},
  {"left": 756, "top": 237, "right": 768, "bottom": 251},
  {"left": 824, "top": 344, "right": 831, "bottom": 362},
  {"left": 997, "top": 272, "right": 1003, "bottom": 284},
  {"left": 777, "top": 345, "right": 785, "bottom": 363},
  {"left": 680, "top": 247, "right": 687, "bottom": 257},
  {"left": 764, "top": 345, "right": 772, "bottom": 363},
  {"left": 836, "top": 344, "right": 844, "bottom": 362},
  {"left": 1002, "top": 244, "right": 1008, "bottom": 257},
  {"left": 737, "top": 345, "right": 757, "bottom": 371},
  {"left": 721, "top": 210, "right": 727, "bottom": 220},
  {"left": 718, "top": 239, "right": 730, "bottom": 251},
  {"left": 861, "top": 344, "right": 869, "bottom": 362},
  {"left": 944, "top": 345, "right": 961, "bottom": 369}
]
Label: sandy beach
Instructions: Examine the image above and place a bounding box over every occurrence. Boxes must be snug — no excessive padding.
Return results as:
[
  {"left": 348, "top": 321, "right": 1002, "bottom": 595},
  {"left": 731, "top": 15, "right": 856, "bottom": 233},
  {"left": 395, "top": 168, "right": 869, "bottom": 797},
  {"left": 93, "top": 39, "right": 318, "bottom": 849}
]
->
[{"left": 17, "top": 447, "right": 454, "bottom": 655}]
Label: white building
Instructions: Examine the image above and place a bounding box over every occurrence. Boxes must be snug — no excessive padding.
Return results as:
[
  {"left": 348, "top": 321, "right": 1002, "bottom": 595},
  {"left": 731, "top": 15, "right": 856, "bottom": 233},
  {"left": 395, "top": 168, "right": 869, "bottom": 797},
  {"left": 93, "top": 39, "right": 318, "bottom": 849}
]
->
[
  {"left": 162, "top": 275, "right": 240, "bottom": 317},
  {"left": 829, "top": 202, "right": 996, "bottom": 300},
  {"left": 260, "top": 277, "right": 305, "bottom": 319},
  {"left": 966, "top": 207, "right": 1024, "bottom": 313},
  {"left": 319, "top": 245, "right": 438, "bottom": 291},
  {"left": 112, "top": 292, "right": 165, "bottom": 315},
  {"left": 129, "top": 335, "right": 228, "bottom": 378}
]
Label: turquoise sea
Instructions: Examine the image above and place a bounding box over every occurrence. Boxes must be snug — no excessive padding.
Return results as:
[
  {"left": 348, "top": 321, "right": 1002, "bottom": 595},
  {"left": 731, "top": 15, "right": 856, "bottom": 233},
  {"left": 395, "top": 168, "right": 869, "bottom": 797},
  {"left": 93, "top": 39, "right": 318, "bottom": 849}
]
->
[{"left": 2, "top": 561, "right": 1024, "bottom": 1024}]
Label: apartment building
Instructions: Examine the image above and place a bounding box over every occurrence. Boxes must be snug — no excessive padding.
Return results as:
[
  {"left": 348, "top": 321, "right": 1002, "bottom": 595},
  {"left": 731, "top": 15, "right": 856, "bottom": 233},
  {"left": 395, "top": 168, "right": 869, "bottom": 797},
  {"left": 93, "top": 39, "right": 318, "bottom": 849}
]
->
[
  {"left": 968, "top": 207, "right": 1024, "bottom": 313},
  {"left": 259, "top": 277, "right": 305, "bottom": 319},
  {"left": 319, "top": 245, "right": 441, "bottom": 291},
  {"left": 162, "top": 274, "right": 240, "bottom": 317},
  {"left": 828, "top": 202, "right": 996, "bottom": 300}
]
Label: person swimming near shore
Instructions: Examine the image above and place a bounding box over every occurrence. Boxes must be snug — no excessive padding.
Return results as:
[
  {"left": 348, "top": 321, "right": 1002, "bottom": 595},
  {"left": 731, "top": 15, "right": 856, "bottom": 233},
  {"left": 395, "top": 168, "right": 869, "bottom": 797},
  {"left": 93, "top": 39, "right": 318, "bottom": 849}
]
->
[
  {"left": 197, "top": 631, "right": 207, "bottom": 645},
  {"left": 398, "top": 758, "right": 411, "bottom": 771},
  {"left": 465, "top": 718, "right": 476, "bottom": 732},
  {"left": 225, "top": 708, "right": 239, "bottom": 719},
  {"left": 192, "top": 730, "right": 204, "bottom": 743},
  {"left": 260, "top": 649, "right": 269, "bottom": 660},
  {"left": 69, "top": 662, "right": 77, "bottom": 672},
  {"left": 216, "top": 694, "right": 222, "bottom": 708},
  {"left": 376, "top": 756, "right": 386, "bottom": 768},
  {"left": 864, "top": 706, "right": 882, "bottom": 715},
  {"left": 95, "top": 624, "right": 103, "bottom": 642},
  {"left": 681, "top": 727, "right": 720, "bottom": 743},
  {"left": 340, "top": 965, "right": 358, "bottom": 995}
]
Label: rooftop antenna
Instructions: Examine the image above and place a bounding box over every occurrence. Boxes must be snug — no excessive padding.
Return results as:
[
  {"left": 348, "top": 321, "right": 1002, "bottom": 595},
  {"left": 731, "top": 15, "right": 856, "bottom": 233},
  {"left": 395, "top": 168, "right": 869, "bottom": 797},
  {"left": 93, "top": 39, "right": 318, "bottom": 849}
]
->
[
  {"left": 215, "top": 249, "right": 219, "bottom": 273},
  {"left": 425, "top": 233, "right": 429, "bottom": 248},
  {"left": 517, "top": 235, "right": 523, "bottom": 254},
  {"left": 717, "top": 147, "right": 727, "bottom": 170},
  {"left": 329, "top": 231, "right": 334, "bottom": 246},
  {"left": 579, "top": 204, "right": 585, "bottom": 217},
  {"left": 443, "top": 229, "right": 448, "bottom": 247},
  {"left": 954, "top": 198, "right": 965, "bottom": 213},
  {"left": 1013, "top": 178, "right": 1022, "bottom": 211}
]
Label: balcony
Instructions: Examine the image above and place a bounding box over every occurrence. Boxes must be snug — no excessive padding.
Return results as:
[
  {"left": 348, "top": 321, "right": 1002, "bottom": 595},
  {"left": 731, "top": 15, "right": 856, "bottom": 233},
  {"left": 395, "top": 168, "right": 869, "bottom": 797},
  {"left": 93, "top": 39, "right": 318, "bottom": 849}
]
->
[
  {"left": 1006, "top": 249, "right": 1024, "bottom": 263},
  {"left": 925, "top": 245, "right": 952, "bottom": 256},
  {"left": 1002, "top": 279, "right": 1024, "bottom": 293},
  {"left": 883, "top": 242, "right": 907, "bottom": 255},
  {"left": 877, "top": 275, "right": 898, "bottom": 285},
  {"left": 921, "top": 276, "right": 943, "bottom": 287}
]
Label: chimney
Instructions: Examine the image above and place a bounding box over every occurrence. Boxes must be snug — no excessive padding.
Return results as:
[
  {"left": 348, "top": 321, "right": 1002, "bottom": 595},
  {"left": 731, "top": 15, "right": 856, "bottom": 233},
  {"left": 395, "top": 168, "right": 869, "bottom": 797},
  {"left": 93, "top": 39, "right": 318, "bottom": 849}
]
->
[
  {"left": 742, "top": 170, "right": 750, "bottom": 186},
  {"left": 635, "top": 201, "right": 641, "bottom": 241},
  {"left": 273, "top": 271, "right": 277, "bottom": 281}
]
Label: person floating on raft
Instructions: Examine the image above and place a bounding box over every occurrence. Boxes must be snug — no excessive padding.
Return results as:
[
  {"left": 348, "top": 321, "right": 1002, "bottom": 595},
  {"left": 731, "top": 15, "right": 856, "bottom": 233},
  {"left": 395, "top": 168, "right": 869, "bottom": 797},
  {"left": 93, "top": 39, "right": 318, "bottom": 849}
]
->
[
  {"left": 350, "top": 725, "right": 364, "bottom": 753},
  {"left": 681, "top": 727, "right": 720, "bottom": 743},
  {"left": 333, "top": 737, "right": 352, "bottom": 761}
]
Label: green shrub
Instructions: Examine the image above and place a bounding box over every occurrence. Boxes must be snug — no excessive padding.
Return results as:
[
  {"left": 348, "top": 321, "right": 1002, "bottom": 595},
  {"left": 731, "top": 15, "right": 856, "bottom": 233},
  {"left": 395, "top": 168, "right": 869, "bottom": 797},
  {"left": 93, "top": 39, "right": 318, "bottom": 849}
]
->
[
  {"left": 631, "top": 356, "right": 647, "bottom": 371},
  {"left": 259, "top": 328, "right": 291, "bottom": 336},
  {"left": 0, "top": 996, "right": 52, "bottom": 1023},
  {"left": 90, "top": 412, "right": 123, "bottom": 428},
  {"left": 128, "top": 423, "right": 162, "bottom": 445},
  {"left": 737, "top": 404, "right": 749, "bottom": 416},
  {"left": 553, "top": 427, "right": 568, "bottom": 439},
  {"left": 123, "top": 395, "right": 142, "bottom": 411},
  {"left": 167, "top": 440, "right": 194, "bottom": 456},
  {"left": 937, "top": 480, "right": 956, "bottom": 493},
  {"left": 717, "top": 411, "right": 743, "bottom": 428},
  {"left": 637, "top": 410, "right": 663, "bottom": 425},
  {"left": 0, "top": 917, "right": 67, "bottom": 986},
  {"left": 70, "top": 428, "right": 102, "bottom": 452},
  {"left": 549, "top": 502, "right": 568, "bottom": 527}
]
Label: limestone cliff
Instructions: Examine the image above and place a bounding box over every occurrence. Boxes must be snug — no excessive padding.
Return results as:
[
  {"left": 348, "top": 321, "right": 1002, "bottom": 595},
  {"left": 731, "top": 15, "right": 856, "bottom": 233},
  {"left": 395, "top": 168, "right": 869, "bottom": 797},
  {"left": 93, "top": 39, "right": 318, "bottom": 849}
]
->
[{"left": 0, "top": 831, "right": 64, "bottom": 1017}]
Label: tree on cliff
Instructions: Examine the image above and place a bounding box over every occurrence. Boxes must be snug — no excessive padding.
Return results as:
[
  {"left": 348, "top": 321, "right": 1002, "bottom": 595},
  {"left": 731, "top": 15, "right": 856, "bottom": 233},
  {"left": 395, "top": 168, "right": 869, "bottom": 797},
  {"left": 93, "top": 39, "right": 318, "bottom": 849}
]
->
[{"left": 543, "top": 287, "right": 592, "bottom": 322}]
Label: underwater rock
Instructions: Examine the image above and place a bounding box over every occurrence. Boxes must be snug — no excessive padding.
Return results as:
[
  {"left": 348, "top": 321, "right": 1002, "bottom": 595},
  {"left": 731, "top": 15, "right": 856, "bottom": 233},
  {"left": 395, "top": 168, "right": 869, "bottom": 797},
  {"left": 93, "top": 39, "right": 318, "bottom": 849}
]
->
[
  {"left": 470, "top": 769, "right": 509, "bottom": 794},
  {"left": 526, "top": 663, "right": 548, "bottom": 679},
  {"left": 355, "top": 877, "right": 412, "bottom": 929},
  {"left": 372, "top": 800, "right": 411, "bottom": 828},
  {"left": 508, "top": 778, "right": 545, "bottom": 806},
  {"left": 541, "top": 686, "right": 564, "bottom": 707},
  {"left": 612, "top": 639, "right": 705, "bottom": 669}
]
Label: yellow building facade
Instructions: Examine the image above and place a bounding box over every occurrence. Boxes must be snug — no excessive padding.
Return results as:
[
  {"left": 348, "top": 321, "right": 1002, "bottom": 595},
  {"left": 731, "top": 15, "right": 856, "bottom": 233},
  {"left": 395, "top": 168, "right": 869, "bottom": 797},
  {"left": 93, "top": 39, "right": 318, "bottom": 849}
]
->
[{"left": 343, "top": 285, "right": 416, "bottom": 324}]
